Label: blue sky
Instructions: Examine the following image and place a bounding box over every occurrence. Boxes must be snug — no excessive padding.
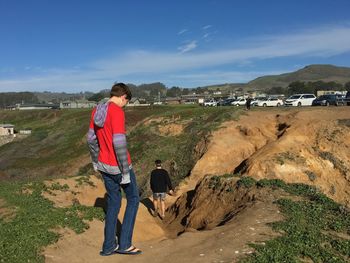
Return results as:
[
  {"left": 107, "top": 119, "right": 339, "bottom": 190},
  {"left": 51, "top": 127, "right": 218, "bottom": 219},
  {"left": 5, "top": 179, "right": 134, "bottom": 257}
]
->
[{"left": 1, "top": 0, "right": 350, "bottom": 93}]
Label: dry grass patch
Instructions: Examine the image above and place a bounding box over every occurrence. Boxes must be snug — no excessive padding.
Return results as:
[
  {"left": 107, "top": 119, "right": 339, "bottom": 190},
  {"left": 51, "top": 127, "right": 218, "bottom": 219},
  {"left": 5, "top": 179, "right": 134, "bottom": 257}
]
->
[{"left": 0, "top": 198, "right": 16, "bottom": 222}]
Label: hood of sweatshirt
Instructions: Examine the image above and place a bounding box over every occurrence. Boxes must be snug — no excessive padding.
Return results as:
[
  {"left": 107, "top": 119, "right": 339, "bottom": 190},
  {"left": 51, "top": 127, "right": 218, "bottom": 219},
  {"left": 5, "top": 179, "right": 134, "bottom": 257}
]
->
[{"left": 94, "top": 102, "right": 109, "bottom": 127}]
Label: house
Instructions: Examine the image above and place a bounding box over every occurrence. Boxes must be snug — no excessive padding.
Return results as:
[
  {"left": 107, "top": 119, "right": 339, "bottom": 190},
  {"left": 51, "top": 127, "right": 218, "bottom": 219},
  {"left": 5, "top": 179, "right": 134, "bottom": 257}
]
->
[
  {"left": 10, "top": 103, "right": 60, "bottom": 110},
  {"left": 127, "top": 98, "right": 141, "bottom": 105},
  {"left": 180, "top": 94, "right": 206, "bottom": 104},
  {"left": 0, "top": 124, "right": 15, "bottom": 136},
  {"left": 126, "top": 98, "right": 150, "bottom": 107},
  {"left": 60, "top": 100, "right": 96, "bottom": 109},
  {"left": 19, "top": 130, "right": 32, "bottom": 135},
  {"left": 165, "top": 97, "right": 182, "bottom": 105}
]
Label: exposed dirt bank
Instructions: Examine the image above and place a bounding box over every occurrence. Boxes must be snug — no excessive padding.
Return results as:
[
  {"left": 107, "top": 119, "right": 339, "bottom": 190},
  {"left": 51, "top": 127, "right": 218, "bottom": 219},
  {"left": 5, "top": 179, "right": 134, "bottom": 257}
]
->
[{"left": 173, "top": 107, "right": 350, "bottom": 206}]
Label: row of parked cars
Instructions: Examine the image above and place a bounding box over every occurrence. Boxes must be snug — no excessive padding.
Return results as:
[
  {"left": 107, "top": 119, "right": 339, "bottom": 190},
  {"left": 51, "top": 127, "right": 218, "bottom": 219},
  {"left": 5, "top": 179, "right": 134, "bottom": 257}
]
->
[{"left": 204, "top": 91, "right": 350, "bottom": 107}]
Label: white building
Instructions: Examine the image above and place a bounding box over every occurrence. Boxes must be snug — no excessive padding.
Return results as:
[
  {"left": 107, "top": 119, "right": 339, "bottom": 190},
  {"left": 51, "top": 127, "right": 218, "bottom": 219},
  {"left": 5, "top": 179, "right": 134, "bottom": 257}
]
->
[
  {"left": 0, "top": 124, "right": 15, "bottom": 136},
  {"left": 10, "top": 104, "right": 60, "bottom": 110},
  {"left": 60, "top": 100, "right": 96, "bottom": 109}
]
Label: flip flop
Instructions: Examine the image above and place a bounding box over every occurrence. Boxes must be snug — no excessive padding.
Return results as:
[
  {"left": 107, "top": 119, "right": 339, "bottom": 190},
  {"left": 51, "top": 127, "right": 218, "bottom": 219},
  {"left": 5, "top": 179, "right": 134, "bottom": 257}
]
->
[
  {"left": 99, "top": 245, "right": 119, "bottom": 256},
  {"left": 117, "top": 246, "right": 142, "bottom": 255}
]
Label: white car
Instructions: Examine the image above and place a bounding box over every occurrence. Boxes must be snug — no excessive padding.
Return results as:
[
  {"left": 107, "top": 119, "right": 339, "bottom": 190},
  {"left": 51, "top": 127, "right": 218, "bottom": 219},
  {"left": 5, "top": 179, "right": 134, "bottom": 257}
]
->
[
  {"left": 251, "top": 97, "right": 267, "bottom": 107},
  {"left": 231, "top": 98, "right": 246, "bottom": 106},
  {"left": 284, "top": 94, "right": 316, "bottom": 107},
  {"left": 203, "top": 99, "right": 217, "bottom": 107},
  {"left": 257, "top": 97, "right": 284, "bottom": 107}
]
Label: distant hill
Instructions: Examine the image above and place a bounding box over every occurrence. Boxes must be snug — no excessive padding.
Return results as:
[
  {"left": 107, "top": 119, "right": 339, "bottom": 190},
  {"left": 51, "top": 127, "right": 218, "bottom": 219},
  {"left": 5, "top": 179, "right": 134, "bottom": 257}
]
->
[
  {"left": 34, "top": 91, "right": 94, "bottom": 103},
  {"left": 246, "top": 64, "right": 350, "bottom": 91},
  {"left": 201, "top": 64, "right": 350, "bottom": 93}
]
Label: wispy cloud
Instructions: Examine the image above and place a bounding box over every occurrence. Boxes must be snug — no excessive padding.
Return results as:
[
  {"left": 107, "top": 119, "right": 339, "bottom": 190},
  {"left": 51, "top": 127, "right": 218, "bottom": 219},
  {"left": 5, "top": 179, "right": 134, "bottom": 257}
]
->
[
  {"left": 177, "top": 40, "right": 197, "bottom": 53},
  {"left": 1, "top": 24, "right": 350, "bottom": 91},
  {"left": 178, "top": 29, "right": 188, "bottom": 35},
  {"left": 203, "top": 33, "right": 210, "bottom": 39},
  {"left": 202, "top": 25, "right": 212, "bottom": 30},
  {"left": 201, "top": 25, "right": 216, "bottom": 42}
]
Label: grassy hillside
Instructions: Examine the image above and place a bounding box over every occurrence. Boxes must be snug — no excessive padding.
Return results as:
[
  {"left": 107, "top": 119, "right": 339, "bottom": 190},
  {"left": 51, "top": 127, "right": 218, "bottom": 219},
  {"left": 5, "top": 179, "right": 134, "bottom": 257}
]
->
[
  {"left": 0, "top": 107, "right": 157, "bottom": 180},
  {"left": 0, "top": 106, "right": 242, "bottom": 192},
  {"left": 0, "top": 109, "right": 92, "bottom": 180},
  {"left": 247, "top": 64, "right": 350, "bottom": 90}
]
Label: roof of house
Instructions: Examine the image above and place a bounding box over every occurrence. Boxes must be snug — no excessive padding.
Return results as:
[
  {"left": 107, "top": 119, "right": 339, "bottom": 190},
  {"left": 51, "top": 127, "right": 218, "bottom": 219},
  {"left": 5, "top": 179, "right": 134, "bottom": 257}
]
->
[
  {"left": 17, "top": 103, "right": 60, "bottom": 108},
  {"left": 165, "top": 97, "right": 181, "bottom": 101},
  {"left": 129, "top": 98, "right": 140, "bottom": 103},
  {"left": 0, "top": 124, "right": 15, "bottom": 128}
]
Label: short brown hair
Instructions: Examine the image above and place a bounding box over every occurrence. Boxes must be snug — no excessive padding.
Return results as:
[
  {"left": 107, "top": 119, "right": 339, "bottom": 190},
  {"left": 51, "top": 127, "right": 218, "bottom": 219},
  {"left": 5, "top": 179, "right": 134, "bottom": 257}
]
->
[
  {"left": 110, "top": 83, "right": 132, "bottom": 100},
  {"left": 155, "top": 159, "right": 162, "bottom": 167}
]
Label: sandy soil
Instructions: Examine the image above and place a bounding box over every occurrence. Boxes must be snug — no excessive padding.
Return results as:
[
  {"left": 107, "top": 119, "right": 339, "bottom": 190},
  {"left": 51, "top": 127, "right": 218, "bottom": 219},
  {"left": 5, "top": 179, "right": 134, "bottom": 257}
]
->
[
  {"left": 44, "top": 185, "right": 285, "bottom": 263},
  {"left": 43, "top": 107, "right": 350, "bottom": 262}
]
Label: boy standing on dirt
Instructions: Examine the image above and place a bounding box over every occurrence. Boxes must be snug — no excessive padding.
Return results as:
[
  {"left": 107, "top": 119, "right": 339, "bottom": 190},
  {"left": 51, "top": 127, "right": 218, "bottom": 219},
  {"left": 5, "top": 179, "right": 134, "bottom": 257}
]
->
[
  {"left": 150, "top": 160, "right": 174, "bottom": 219},
  {"left": 87, "top": 83, "right": 141, "bottom": 256}
]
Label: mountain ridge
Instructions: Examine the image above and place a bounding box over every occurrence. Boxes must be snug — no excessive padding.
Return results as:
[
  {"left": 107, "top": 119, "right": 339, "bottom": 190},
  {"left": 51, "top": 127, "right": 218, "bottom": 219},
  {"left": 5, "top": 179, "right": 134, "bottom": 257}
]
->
[
  {"left": 202, "top": 64, "right": 350, "bottom": 92},
  {"left": 247, "top": 64, "right": 350, "bottom": 90}
]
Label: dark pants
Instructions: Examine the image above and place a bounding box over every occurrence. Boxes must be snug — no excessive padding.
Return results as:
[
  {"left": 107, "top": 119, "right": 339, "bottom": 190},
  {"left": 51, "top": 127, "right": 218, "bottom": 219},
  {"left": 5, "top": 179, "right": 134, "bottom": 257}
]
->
[{"left": 101, "top": 169, "right": 139, "bottom": 253}]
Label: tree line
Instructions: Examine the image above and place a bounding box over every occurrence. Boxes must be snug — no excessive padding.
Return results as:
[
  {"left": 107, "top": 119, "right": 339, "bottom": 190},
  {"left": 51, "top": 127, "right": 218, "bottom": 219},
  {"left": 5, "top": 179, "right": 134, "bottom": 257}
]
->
[
  {"left": 87, "top": 83, "right": 214, "bottom": 102},
  {"left": 0, "top": 92, "right": 39, "bottom": 108}
]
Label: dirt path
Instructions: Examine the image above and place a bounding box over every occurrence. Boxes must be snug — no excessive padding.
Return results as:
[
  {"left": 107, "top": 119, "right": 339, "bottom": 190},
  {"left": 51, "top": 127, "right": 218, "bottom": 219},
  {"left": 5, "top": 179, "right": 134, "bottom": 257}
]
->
[{"left": 44, "top": 194, "right": 283, "bottom": 263}]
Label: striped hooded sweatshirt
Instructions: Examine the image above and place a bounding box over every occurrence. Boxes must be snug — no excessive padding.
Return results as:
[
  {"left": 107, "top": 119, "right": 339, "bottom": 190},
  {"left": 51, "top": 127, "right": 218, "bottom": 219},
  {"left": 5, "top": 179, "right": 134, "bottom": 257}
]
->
[{"left": 87, "top": 102, "right": 132, "bottom": 184}]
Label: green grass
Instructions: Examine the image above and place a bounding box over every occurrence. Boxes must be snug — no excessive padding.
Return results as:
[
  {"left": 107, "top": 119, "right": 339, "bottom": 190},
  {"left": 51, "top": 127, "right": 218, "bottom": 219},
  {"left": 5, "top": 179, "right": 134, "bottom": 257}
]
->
[
  {"left": 240, "top": 179, "right": 350, "bottom": 263},
  {"left": 202, "top": 174, "right": 349, "bottom": 262},
  {"left": 274, "top": 151, "right": 306, "bottom": 166},
  {"left": 207, "top": 174, "right": 255, "bottom": 190},
  {"left": 0, "top": 109, "right": 91, "bottom": 179},
  {"left": 0, "top": 180, "right": 104, "bottom": 263}
]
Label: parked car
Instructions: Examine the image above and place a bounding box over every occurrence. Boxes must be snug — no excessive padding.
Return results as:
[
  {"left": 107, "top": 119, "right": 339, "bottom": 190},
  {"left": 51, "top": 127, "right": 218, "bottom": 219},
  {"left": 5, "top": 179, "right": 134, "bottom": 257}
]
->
[
  {"left": 231, "top": 98, "right": 246, "bottom": 106},
  {"left": 257, "top": 97, "right": 284, "bottom": 107},
  {"left": 203, "top": 99, "right": 217, "bottom": 107},
  {"left": 218, "top": 98, "right": 236, "bottom": 106},
  {"left": 312, "top": 94, "right": 345, "bottom": 106},
  {"left": 345, "top": 91, "right": 350, "bottom": 106},
  {"left": 284, "top": 94, "right": 316, "bottom": 107},
  {"left": 251, "top": 97, "right": 267, "bottom": 107}
]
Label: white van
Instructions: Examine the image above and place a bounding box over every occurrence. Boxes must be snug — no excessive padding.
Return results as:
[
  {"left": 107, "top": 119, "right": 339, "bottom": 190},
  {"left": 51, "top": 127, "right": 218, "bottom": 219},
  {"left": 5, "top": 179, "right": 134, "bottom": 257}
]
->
[{"left": 284, "top": 94, "right": 316, "bottom": 107}]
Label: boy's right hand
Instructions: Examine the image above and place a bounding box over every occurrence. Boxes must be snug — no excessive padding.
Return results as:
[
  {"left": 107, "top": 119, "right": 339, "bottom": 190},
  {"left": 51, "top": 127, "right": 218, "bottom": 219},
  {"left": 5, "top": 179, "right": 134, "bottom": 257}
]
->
[{"left": 93, "top": 163, "right": 98, "bottom": 172}]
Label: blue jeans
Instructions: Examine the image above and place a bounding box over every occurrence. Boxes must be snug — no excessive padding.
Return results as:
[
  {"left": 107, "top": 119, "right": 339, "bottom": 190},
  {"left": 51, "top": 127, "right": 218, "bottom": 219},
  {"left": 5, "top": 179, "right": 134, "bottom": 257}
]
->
[{"left": 101, "top": 169, "right": 139, "bottom": 253}]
